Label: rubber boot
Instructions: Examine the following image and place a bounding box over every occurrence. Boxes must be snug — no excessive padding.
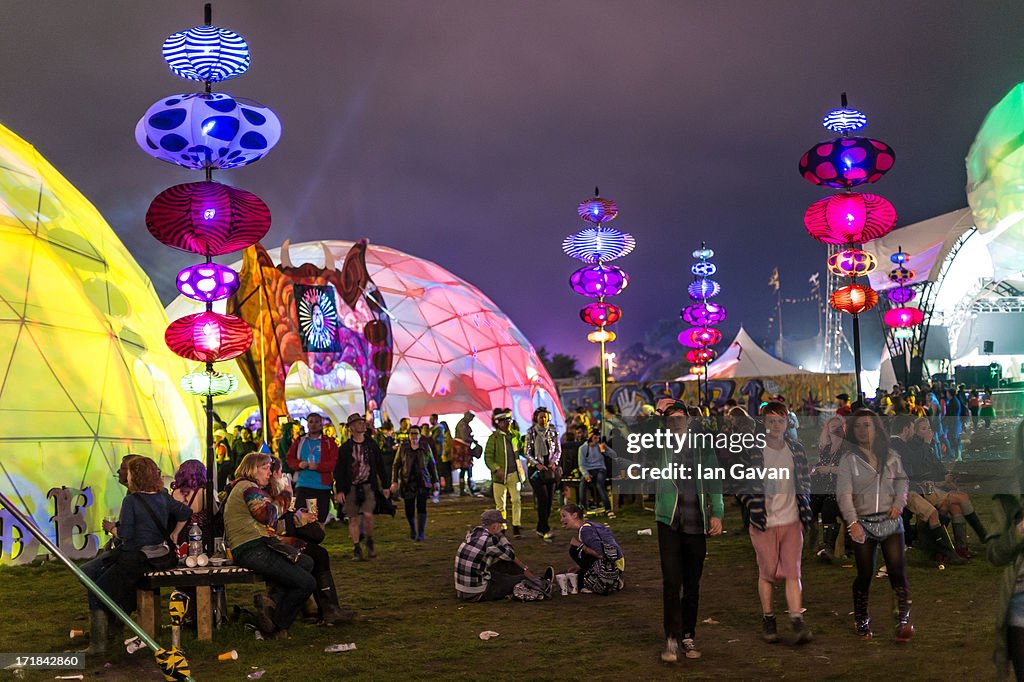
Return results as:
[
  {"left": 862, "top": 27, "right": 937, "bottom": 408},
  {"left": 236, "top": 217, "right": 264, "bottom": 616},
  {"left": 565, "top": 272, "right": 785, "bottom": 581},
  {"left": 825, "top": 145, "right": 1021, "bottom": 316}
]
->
[
  {"left": 817, "top": 524, "right": 838, "bottom": 564},
  {"left": 417, "top": 513, "right": 427, "bottom": 541},
  {"left": 853, "top": 586, "right": 872, "bottom": 638},
  {"left": 82, "top": 609, "right": 108, "bottom": 655},
  {"left": 965, "top": 512, "right": 989, "bottom": 542},
  {"left": 314, "top": 571, "right": 354, "bottom": 625},
  {"left": 366, "top": 535, "right": 377, "bottom": 559},
  {"left": 930, "top": 524, "right": 966, "bottom": 565},
  {"left": 894, "top": 586, "right": 914, "bottom": 642}
]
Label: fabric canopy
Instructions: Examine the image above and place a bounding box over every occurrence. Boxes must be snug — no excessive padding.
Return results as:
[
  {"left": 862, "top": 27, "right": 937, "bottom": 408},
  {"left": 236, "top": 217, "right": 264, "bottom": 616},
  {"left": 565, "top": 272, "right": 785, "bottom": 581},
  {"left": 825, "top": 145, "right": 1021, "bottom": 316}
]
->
[
  {"left": 675, "top": 327, "right": 811, "bottom": 381},
  {"left": 863, "top": 208, "right": 975, "bottom": 292}
]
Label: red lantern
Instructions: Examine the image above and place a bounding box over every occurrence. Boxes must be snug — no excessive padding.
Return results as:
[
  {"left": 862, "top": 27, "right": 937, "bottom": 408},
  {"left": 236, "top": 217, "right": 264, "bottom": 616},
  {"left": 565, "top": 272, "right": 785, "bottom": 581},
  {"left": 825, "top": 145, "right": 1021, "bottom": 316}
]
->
[
  {"left": 165, "top": 311, "right": 253, "bottom": 362},
  {"left": 579, "top": 301, "right": 622, "bottom": 327},
  {"left": 146, "top": 181, "right": 271, "bottom": 255},
  {"left": 883, "top": 307, "right": 924, "bottom": 329},
  {"left": 678, "top": 327, "right": 723, "bottom": 348},
  {"left": 829, "top": 284, "right": 878, "bottom": 314},
  {"left": 803, "top": 193, "right": 896, "bottom": 245},
  {"left": 686, "top": 348, "right": 716, "bottom": 364}
]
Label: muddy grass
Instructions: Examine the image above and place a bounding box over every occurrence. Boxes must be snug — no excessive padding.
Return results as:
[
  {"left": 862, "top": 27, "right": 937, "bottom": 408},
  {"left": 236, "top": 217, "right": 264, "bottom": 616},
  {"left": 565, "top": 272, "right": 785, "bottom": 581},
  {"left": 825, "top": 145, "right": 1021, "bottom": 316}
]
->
[{"left": 0, "top": 481, "right": 1004, "bottom": 681}]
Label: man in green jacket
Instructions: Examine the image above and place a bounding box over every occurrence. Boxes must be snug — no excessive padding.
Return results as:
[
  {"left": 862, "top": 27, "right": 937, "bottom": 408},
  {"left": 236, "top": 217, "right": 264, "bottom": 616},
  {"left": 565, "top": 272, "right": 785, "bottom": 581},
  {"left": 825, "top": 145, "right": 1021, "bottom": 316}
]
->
[
  {"left": 651, "top": 399, "right": 723, "bottom": 664},
  {"left": 485, "top": 408, "right": 524, "bottom": 537}
]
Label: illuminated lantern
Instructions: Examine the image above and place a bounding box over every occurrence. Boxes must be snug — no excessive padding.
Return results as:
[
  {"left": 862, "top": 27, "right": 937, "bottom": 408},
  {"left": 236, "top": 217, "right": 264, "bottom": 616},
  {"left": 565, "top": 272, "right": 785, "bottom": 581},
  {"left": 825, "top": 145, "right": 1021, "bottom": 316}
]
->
[
  {"left": 136, "top": 92, "right": 281, "bottom": 170},
  {"left": 146, "top": 181, "right": 271, "bottom": 255},
  {"left": 692, "top": 247, "right": 714, "bottom": 260},
  {"left": 798, "top": 137, "right": 896, "bottom": 188},
  {"left": 829, "top": 284, "right": 878, "bottom": 314},
  {"left": 888, "top": 267, "right": 916, "bottom": 283},
  {"left": 887, "top": 287, "right": 917, "bottom": 304},
  {"left": 803, "top": 192, "right": 897, "bottom": 244},
  {"left": 579, "top": 301, "right": 622, "bottom": 327},
  {"left": 826, "top": 248, "right": 877, "bottom": 277},
  {"left": 690, "top": 261, "right": 717, "bottom": 277},
  {"left": 690, "top": 365, "right": 707, "bottom": 376},
  {"left": 686, "top": 348, "right": 716, "bottom": 364},
  {"left": 569, "top": 264, "right": 629, "bottom": 298},
  {"left": 680, "top": 302, "right": 728, "bottom": 326},
  {"left": 587, "top": 329, "right": 616, "bottom": 343},
  {"left": 162, "top": 25, "right": 251, "bottom": 82},
  {"left": 561, "top": 227, "right": 635, "bottom": 263},
  {"left": 180, "top": 370, "right": 239, "bottom": 396},
  {"left": 165, "top": 311, "right": 252, "bottom": 362},
  {"left": 577, "top": 197, "right": 618, "bottom": 223},
  {"left": 678, "top": 327, "right": 723, "bottom": 348},
  {"left": 890, "top": 249, "right": 910, "bottom": 265},
  {"left": 176, "top": 262, "right": 239, "bottom": 302},
  {"left": 822, "top": 106, "right": 868, "bottom": 133},
  {"left": 687, "top": 278, "right": 720, "bottom": 301},
  {"left": 893, "top": 328, "right": 914, "bottom": 339},
  {"left": 883, "top": 307, "right": 925, "bottom": 329}
]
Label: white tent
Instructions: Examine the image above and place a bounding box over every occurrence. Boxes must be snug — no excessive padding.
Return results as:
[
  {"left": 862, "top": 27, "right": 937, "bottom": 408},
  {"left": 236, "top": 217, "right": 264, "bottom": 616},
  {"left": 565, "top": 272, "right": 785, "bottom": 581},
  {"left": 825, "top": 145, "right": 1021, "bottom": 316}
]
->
[{"left": 675, "top": 327, "right": 811, "bottom": 381}]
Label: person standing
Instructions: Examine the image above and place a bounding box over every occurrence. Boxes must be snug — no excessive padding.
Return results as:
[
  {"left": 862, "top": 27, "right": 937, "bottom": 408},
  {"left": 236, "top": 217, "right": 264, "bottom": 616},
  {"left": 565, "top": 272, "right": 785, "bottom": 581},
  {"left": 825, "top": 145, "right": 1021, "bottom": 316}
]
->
[
  {"left": 485, "top": 408, "right": 524, "bottom": 537},
  {"left": 738, "top": 401, "right": 813, "bottom": 645},
  {"left": 430, "top": 414, "right": 454, "bottom": 494},
  {"left": 335, "top": 413, "right": 389, "bottom": 561},
  {"left": 810, "top": 416, "right": 847, "bottom": 563},
  {"left": 286, "top": 413, "right": 338, "bottom": 524},
  {"left": 651, "top": 399, "right": 723, "bottom": 663},
  {"left": 525, "top": 407, "right": 561, "bottom": 540},
  {"left": 453, "top": 411, "right": 480, "bottom": 496},
  {"left": 835, "top": 393, "right": 852, "bottom": 417},
  {"left": 578, "top": 429, "right": 616, "bottom": 519},
  {"left": 391, "top": 424, "right": 440, "bottom": 541}
]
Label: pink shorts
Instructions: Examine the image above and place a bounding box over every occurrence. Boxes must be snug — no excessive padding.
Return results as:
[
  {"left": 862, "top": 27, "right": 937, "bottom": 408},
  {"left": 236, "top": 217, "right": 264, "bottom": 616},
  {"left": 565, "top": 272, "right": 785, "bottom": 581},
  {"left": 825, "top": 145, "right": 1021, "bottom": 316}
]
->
[{"left": 749, "top": 522, "right": 804, "bottom": 582}]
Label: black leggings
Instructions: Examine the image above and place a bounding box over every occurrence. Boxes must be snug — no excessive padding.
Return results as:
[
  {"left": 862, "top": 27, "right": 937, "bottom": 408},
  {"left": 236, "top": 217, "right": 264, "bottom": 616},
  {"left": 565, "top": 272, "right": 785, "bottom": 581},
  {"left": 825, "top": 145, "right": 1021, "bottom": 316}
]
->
[
  {"left": 1010, "top": 626, "right": 1024, "bottom": 682},
  {"left": 852, "top": 531, "right": 909, "bottom": 595},
  {"left": 404, "top": 489, "right": 428, "bottom": 529}
]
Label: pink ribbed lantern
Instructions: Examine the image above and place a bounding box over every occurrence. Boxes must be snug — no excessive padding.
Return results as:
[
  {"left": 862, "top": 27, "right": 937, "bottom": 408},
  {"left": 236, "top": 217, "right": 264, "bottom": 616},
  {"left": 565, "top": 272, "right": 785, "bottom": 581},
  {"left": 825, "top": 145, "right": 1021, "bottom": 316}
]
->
[
  {"left": 165, "top": 311, "right": 253, "bottom": 362},
  {"left": 803, "top": 192, "right": 896, "bottom": 245},
  {"left": 146, "top": 180, "right": 270, "bottom": 255},
  {"left": 678, "top": 327, "right": 723, "bottom": 348},
  {"left": 883, "top": 307, "right": 924, "bottom": 329}
]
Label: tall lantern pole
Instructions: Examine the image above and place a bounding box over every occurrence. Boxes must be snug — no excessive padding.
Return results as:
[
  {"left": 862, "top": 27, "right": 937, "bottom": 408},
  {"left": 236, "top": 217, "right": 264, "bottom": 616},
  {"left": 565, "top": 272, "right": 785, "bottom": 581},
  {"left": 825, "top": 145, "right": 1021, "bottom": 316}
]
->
[
  {"left": 563, "top": 189, "right": 635, "bottom": 438},
  {"left": 800, "top": 93, "right": 896, "bottom": 404},
  {"left": 680, "top": 244, "right": 725, "bottom": 408}
]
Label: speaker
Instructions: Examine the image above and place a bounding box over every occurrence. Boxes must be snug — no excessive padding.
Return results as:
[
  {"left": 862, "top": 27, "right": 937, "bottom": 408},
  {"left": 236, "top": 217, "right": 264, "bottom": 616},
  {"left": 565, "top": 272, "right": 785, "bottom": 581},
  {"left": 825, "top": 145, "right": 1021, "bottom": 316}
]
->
[{"left": 984, "top": 340, "right": 995, "bottom": 353}]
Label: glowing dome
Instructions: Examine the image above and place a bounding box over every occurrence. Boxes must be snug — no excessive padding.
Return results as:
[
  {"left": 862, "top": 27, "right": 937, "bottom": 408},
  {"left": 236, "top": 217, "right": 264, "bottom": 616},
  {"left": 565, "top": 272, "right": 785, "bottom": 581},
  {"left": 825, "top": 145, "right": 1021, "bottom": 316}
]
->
[{"left": 0, "top": 122, "right": 202, "bottom": 563}]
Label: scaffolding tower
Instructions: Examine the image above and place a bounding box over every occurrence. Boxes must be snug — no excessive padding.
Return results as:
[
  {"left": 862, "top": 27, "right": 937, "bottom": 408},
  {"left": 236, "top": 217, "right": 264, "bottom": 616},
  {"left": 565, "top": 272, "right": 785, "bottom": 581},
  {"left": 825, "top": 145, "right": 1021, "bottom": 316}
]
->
[{"left": 821, "top": 244, "right": 847, "bottom": 372}]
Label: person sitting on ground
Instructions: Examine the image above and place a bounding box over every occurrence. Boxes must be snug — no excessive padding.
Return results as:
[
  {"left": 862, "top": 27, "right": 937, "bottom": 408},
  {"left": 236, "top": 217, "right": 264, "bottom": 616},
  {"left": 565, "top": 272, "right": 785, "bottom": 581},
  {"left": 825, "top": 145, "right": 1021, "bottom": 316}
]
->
[
  {"left": 578, "top": 428, "right": 616, "bottom": 518},
  {"left": 558, "top": 504, "right": 624, "bottom": 595},
  {"left": 223, "top": 452, "right": 316, "bottom": 640},
  {"left": 80, "top": 456, "right": 191, "bottom": 654},
  {"left": 391, "top": 424, "right": 440, "bottom": 541},
  {"left": 454, "top": 510, "right": 550, "bottom": 601}
]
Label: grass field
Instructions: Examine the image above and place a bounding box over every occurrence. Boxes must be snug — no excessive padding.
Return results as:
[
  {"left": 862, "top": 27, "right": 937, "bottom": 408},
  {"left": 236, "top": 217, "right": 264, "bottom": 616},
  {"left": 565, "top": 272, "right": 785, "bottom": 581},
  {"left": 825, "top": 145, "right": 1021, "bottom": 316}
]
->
[{"left": 0, "top": 483, "right": 1005, "bottom": 681}]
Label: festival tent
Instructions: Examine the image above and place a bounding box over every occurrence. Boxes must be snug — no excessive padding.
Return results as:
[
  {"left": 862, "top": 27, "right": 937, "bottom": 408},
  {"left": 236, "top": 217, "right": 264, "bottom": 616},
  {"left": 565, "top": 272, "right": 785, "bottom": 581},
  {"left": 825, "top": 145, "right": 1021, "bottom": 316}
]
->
[
  {"left": 675, "top": 327, "right": 811, "bottom": 381},
  {"left": 0, "top": 122, "right": 202, "bottom": 564},
  {"left": 166, "top": 240, "right": 564, "bottom": 438}
]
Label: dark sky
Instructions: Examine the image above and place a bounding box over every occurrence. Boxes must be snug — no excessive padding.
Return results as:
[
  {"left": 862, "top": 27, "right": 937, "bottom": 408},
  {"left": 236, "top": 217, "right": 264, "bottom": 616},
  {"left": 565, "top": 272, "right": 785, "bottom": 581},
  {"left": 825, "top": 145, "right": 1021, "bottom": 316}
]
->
[{"left": 3, "top": 1, "right": 1023, "bottom": 369}]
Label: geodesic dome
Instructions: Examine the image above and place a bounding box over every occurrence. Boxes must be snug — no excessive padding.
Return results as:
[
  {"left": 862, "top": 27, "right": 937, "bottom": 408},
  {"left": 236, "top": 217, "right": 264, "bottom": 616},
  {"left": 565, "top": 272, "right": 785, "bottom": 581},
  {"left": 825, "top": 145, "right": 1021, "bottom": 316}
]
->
[
  {"left": 167, "top": 240, "right": 563, "bottom": 431},
  {"left": 0, "top": 122, "right": 201, "bottom": 563}
]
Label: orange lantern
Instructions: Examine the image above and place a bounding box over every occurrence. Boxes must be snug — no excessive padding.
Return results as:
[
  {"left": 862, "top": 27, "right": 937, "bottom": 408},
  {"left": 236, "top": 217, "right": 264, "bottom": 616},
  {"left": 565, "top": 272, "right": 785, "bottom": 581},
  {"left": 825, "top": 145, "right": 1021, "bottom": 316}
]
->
[{"left": 829, "top": 284, "right": 878, "bottom": 314}]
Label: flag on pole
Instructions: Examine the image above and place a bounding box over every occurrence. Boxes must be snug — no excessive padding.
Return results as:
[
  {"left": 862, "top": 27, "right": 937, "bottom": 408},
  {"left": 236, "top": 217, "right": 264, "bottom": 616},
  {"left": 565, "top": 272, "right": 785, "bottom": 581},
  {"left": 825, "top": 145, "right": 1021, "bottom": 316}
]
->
[{"left": 768, "top": 267, "right": 780, "bottom": 291}]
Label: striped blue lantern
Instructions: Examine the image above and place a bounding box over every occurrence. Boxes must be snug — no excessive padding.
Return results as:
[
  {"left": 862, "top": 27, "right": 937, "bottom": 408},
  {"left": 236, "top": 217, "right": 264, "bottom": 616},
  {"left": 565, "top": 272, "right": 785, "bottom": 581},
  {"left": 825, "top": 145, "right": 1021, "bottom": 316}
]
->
[
  {"left": 163, "top": 25, "right": 251, "bottom": 83},
  {"left": 561, "top": 227, "right": 636, "bottom": 263},
  {"left": 822, "top": 107, "right": 868, "bottom": 134}
]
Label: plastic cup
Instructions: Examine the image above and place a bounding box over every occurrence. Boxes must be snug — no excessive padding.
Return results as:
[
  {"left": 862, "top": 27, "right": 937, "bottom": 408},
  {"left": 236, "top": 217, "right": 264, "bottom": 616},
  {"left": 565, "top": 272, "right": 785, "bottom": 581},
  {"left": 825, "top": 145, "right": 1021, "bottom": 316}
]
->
[
  {"left": 196, "top": 553, "right": 209, "bottom": 567},
  {"left": 307, "top": 498, "right": 318, "bottom": 518},
  {"left": 218, "top": 650, "right": 238, "bottom": 661},
  {"left": 69, "top": 629, "right": 84, "bottom": 638}
]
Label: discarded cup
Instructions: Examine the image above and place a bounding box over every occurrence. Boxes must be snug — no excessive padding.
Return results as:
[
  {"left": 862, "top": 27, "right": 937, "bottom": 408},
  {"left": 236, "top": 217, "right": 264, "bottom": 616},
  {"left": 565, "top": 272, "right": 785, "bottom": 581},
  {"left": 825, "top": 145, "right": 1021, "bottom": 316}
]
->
[
  {"left": 637, "top": 528, "right": 652, "bottom": 536},
  {"left": 197, "top": 553, "right": 210, "bottom": 567},
  {"left": 247, "top": 670, "right": 266, "bottom": 680},
  {"left": 324, "top": 642, "right": 357, "bottom": 653},
  {"left": 218, "top": 650, "right": 238, "bottom": 661},
  {"left": 479, "top": 630, "right": 500, "bottom": 640},
  {"left": 185, "top": 555, "right": 198, "bottom": 568},
  {"left": 124, "top": 636, "right": 145, "bottom": 654},
  {"left": 69, "top": 628, "right": 85, "bottom": 638}
]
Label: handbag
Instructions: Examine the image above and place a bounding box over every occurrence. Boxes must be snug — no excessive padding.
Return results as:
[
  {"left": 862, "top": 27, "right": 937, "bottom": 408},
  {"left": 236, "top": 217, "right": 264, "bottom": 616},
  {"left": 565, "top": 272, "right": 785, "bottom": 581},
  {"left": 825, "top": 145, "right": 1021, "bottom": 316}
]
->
[
  {"left": 262, "top": 536, "right": 302, "bottom": 563},
  {"left": 857, "top": 511, "right": 904, "bottom": 541},
  {"left": 135, "top": 493, "right": 181, "bottom": 570},
  {"left": 283, "top": 511, "right": 326, "bottom": 544},
  {"left": 374, "top": 491, "right": 396, "bottom": 517}
]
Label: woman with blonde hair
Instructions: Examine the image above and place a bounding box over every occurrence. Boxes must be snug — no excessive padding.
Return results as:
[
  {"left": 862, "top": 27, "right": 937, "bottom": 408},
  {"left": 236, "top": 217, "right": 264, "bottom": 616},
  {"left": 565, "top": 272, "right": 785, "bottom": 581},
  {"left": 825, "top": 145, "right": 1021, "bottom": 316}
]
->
[{"left": 810, "top": 416, "right": 849, "bottom": 562}]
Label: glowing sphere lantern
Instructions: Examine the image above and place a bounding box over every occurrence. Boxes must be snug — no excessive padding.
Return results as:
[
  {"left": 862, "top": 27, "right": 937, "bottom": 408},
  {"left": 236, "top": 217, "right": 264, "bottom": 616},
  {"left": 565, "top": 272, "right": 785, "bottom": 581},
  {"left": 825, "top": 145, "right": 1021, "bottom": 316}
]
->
[
  {"left": 829, "top": 284, "right": 878, "bottom": 314},
  {"left": 162, "top": 25, "right": 251, "bottom": 82},
  {"left": 569, "top": 264, "right": 629, "bottom": 298},
  {"left": 893, "top": 328, "right": 914, "bottom": 339},
  {"left": 888, "top": 267, "right": 916, "bottom": 283},
  {"left": 803, "top": 192, "right": 896, "bottom": 244},
  {"left": 826, "top": 248, "right": 877, "bottom": 278},
  {"left": 587, "top": 329, "right": 616, "bottom": 343},
  {"left": 798, "top": 137, "right": 895, "bottom": 188},
  {"left": 561, "top": 227, "right": 635, "bottom": 263},
  {"left": 136, "top": 92, "right": 281, "bottom": 170},
  {"left": 690, "top": 261, "right": 717, "bottom": 277},
  {"left": 146, "top": 181, "right": 271, "bottom": 255},
  {"left": 686, "top": 348, "right": 716, "bottom": 364},
  {"left": 165, "top": 311, "right": 253, "bottom": 362},
  {"left": 687, "top": 279, "right": 720, "bottom": 301},
  {"left": 690, "top": 365, "right": 707, "bottom": 376},
  {"left": 884, "top": 307, "right": 924, "bottom": 329},
  {"left": 822, "top": 107, "right": 868, "bottom": 133},
  {"left": 887, "top": 287, "right": 917, "bottom": 304},
  {"left": 180, "top": 370, "right": 239, "bottom": 397},
  {"left": 692, "top": 247, "right": 714, "bottom": 260},
  {"left": 678, "top": 327, "right": 723, "bottom": 348},
  {"left": 579, "top": 301, "right": 622, "bottom": 327},
  {"left": 176, "top": 262, "right": 239, "bottom": 302},
  {"left": 890, "top": 249, "right": 909, "bottom": 265},
  {"left": 680, "top": 302, "right": 728, "bottom": 326},
  {"left": 577, "top": 197, "right": 618, "bottom": 223}
]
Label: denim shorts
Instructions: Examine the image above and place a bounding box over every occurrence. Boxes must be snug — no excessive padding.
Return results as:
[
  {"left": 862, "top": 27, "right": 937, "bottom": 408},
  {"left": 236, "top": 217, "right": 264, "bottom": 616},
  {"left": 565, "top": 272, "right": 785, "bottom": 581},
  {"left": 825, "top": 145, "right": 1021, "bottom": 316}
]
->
[{"left": 1008, "top": 592, "right": 1024, "bottom": 628}]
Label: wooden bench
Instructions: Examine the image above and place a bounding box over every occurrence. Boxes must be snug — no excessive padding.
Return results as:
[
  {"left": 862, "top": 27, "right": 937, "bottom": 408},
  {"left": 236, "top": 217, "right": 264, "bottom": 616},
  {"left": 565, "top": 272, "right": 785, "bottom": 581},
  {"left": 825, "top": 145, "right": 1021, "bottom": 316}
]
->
[{"left": 137, "top": 565, "right": 256, "bottom": 641}]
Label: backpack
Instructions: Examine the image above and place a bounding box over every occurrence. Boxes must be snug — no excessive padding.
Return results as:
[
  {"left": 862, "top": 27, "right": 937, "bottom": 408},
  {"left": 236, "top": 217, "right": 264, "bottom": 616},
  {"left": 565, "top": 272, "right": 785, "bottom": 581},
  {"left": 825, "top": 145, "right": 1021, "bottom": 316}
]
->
[{"left": 511, "top": 576, "right": 552, "bottom": 601}]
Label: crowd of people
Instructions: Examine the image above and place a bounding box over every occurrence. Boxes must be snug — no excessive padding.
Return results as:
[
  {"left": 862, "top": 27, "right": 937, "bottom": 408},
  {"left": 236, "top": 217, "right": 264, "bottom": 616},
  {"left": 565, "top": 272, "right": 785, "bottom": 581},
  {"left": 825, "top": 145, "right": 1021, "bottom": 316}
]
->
[{"left": 72, "top": 395, "right": 1024, "bottom": 678}]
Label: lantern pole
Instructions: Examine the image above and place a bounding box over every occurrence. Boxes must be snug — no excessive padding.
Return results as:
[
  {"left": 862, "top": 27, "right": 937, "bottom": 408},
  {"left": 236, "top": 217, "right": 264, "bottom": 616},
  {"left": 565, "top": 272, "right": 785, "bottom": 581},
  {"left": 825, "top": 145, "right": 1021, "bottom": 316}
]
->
[
  {"left": 599, "top": 336, "right": 608, "bottom": 440},
  {"left": 852, "top": 314, "right": 864, "bottom": 403}
]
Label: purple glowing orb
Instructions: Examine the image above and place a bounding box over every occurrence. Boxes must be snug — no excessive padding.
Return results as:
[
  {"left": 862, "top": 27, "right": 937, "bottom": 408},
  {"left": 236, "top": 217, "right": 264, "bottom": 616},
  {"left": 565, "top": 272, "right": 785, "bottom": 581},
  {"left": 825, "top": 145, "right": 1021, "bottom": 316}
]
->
[
  {"left": 569, "top": 264, "right": 629, "bottom": 298},
  {"left": 176, "top": 262, "right": 239, "bottom": 302},
  {"left": 887, "top": 287, "right": 917, "bottom": 304},
  {"left": 687, "top": 278, "right": 720, "bottom": 301},
  {"left": 680, "top": 302, "right": 728, "bottom": 326}
]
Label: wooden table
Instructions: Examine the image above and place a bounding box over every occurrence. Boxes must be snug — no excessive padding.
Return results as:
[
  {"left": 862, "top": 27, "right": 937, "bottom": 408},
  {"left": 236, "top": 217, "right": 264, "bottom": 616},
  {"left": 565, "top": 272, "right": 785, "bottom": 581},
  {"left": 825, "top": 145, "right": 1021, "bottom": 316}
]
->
[{"left": 137, "top": 565, "right": 256, "bottom": 641}]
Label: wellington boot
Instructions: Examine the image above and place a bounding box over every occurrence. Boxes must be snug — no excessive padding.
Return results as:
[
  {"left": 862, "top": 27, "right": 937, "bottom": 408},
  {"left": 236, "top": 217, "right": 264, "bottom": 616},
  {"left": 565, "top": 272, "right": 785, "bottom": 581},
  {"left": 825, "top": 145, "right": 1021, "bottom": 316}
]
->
[{"left": 80, "top": 609, "right": 108, "bottom": 655}]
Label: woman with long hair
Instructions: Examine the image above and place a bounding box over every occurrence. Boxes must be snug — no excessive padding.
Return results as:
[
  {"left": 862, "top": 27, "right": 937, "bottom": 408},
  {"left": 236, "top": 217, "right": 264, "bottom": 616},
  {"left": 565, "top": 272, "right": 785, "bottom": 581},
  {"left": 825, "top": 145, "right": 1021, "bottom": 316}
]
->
[
  {"left": 989, "top": 418, "right": 1024, "bottom": 679},
  {"left": 223, "top": 453, "right": 316, "bottom": 639},
  {"left": 170, "top": 459, "right": 209, "bottom": 544},
  {"left": 558, "top": 503, "right": 624, "bottom": 595},
  {"left": 836, "top": 409, "right": 912, "bottom": 641},
  {"left": 810, "top": 416, "right": 848, "bottom": 562},
  {"left": 391, "top": 424, "right": 439, "bottom": 541}
]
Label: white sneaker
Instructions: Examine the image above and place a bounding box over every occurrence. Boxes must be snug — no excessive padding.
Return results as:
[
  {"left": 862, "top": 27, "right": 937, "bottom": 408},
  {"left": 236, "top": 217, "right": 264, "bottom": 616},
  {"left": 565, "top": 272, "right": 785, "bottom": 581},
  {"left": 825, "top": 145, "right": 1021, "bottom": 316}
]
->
[
  {"left": 660, "top": 637, "right": 679, "bottom": 663},
  {"left": 681, "top": 638, "right": 701, "bottom": 659}
]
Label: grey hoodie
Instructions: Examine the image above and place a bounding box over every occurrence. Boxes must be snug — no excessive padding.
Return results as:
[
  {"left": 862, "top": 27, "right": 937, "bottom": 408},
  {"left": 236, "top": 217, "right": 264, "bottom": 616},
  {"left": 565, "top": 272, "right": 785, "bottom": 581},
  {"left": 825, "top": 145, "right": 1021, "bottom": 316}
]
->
[{"left": 836, "top": 448, "right": 908, "bottom": 526}]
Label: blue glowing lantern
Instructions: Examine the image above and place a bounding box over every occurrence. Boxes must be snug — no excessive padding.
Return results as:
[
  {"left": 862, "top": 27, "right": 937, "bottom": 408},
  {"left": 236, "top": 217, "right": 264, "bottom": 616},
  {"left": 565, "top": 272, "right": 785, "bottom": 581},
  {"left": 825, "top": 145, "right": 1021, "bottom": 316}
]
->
[
  {"left": 577, "top": 197, "right": 618, "bottom": 224},
  {"left": 822, "top": 107, "right": 868, "bottom": 134},
  {"left": 692, "top": 247, "right": 714, "bottom": 260},
  {"left": 687, "top": 278, "right": 720, "bottom": 301},
  {"left": 163, "top": 25, "right": 251, "bottom": 82},
  {"left": 890, "top": 248, "right": 910, "bottom": 265},
  {"left": 136, "top": 92, "right": 281, "bottom": 170},
  {"left": 562, "top": 227, "right": 636, "bottom": 263},
  {"left": 690, "top": 261, "right": 717, "bottom": 277}
]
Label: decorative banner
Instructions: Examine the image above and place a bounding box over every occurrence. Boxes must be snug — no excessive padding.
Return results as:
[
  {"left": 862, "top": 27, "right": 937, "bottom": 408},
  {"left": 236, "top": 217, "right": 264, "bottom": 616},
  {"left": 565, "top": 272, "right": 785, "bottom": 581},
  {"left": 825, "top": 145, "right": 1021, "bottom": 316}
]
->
[{"left": 294, "top": 284, "right": 343, "bottom": 353}]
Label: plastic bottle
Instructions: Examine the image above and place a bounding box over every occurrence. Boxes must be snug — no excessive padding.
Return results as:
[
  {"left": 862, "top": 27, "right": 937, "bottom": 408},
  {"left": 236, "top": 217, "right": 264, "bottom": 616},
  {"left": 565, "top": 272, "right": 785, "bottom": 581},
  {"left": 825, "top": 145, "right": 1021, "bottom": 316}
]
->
[{"left": 187, "top": 523, "right": 203, "bottom": 558}]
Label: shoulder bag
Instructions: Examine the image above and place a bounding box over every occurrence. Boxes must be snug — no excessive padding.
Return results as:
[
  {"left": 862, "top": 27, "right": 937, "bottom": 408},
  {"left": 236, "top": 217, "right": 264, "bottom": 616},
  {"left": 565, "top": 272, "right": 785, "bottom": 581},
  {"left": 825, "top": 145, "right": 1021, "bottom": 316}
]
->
[{"left": 134, "top": 493, "right": 181, "bottom": 570}]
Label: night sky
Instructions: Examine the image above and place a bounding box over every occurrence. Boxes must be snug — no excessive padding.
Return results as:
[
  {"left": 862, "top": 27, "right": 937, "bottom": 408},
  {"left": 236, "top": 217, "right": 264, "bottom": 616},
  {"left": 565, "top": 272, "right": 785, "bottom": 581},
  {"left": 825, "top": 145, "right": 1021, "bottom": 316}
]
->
[{"left": 3, "top": 1, "right": 1023, "bottom": 369}]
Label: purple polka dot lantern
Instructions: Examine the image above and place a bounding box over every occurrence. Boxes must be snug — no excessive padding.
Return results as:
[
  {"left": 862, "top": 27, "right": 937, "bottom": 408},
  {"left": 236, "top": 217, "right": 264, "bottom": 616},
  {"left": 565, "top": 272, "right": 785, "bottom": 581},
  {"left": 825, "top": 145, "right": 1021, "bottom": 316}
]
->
[
  {"left": 570, "top": 264, "right": 629, "bottom": 298},
  {"left": 798, "top": 137, "right": 895, "bottom": 189},
  {"left": 681, "top": 302, "right": 727, "bottom": 326},
  {"left": 887, "top": 286, "right": 917, "bottom": 304},
  {"left": 176, "top": 262, "right": 240, "bottom": 302},
  {"left": 135, "top": 92, "right": 281, "bottom": 170}
]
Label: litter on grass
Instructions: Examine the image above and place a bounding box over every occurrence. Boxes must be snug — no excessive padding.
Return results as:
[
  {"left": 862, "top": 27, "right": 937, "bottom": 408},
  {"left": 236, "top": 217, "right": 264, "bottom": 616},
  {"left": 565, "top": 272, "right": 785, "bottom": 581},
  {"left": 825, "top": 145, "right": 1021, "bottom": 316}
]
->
[{"left": 479, "top": 630, "right": 500, "bottom": 640}]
